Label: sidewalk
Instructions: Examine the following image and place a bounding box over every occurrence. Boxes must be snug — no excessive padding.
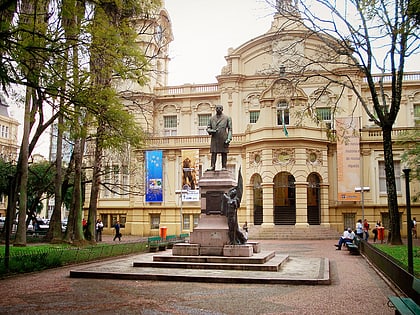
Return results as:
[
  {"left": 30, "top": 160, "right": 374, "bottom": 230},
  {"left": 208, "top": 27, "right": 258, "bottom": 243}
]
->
[{"left": 0, "top": 239, "right": 399, "bottom": 314}]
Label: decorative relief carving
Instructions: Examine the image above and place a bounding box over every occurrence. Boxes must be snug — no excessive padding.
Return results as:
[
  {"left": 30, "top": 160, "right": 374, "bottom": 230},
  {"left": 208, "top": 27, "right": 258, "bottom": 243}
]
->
[
  {"left": 306, "top": 149, "right": 322, "bottom": 165},
  {"left": 272, "top": 148, "right": 295, "bottom": 165},
  {"left": 221, "top": 59, "right": 232, "bottom": 75},
  {"left": 249, "top": 150, "right": 262, "bottom": 166}
]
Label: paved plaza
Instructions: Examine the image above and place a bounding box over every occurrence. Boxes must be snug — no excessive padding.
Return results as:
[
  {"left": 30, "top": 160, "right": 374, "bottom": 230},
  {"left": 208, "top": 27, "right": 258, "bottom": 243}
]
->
[{"left": 0, "top": 238, "right": 402, "bottom": 314}]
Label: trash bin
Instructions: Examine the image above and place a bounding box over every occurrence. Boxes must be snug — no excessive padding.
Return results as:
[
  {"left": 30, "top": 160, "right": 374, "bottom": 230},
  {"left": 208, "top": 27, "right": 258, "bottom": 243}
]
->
[
  {"left": 159, "top": 226, "right": 167, "bottom": 239},
  {"left": 377, "top": 227, "right": 385, "bottom": 243}
]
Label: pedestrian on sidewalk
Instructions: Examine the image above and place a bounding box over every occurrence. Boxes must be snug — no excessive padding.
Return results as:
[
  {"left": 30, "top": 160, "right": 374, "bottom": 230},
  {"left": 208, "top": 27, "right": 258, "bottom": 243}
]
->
[
  {"left": 113, "top": 220, "right": 122, "bottom": 241},
  {"left": 363, "top": 218, "right": 370, "bottom": 241},
  {"left": 356, "top": 219, "right": 363, "bottom": 239},
  {"left": 412, "top": 217, "right": 417, "bottom": 239},
  {"left": 95, "top": 218, "right": 103, "bottom": 242}
]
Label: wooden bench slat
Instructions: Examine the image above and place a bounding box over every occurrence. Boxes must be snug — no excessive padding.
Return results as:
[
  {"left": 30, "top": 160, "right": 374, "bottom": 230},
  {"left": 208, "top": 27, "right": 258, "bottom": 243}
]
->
[{"left": 388, "top": 278, "right": 420, "bottom": 315}]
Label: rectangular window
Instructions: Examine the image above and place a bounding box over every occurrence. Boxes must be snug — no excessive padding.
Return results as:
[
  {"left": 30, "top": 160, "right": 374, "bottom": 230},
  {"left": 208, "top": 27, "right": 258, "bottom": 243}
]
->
[
  {"left": 277, "top": 102, "right": 289, "bottom": 126},
  {"left": 103, "top": 165, "right": 111, "bottom": 198},
  {"left": 316, "top": 107, "right": 332, "bottom": 129},
  {"left": 164, "top": 115, "right": 177, "bottom": 136},
  {"left": 414, "top": 104, "right": 420, "bottom": 126},
  {"left": 101, "top": 214, "right": 109, "bottom": 228},
  {"left": 111, "top": 215, "right": 118, "bottom": 227},
  {"left": 316, "top": 107, "right": 331, "bottom": 121},
  {"left": 150, "top": 214, "right": 160, "bottom": 229},
  {"left": 1, "top": 125, "right": 8, "bottom": 138},
  {"left": 249, "top": 111, "right": 260, "bottom": 123},
  {"left": 183, "top": 214, "right": 190, "bottom": 230},
  {"left": 379, "top": 161, "right": 401, "bottom": 194},
  {"left": 102, "top": 164, "right": 129, "bottom": 199},
  {"left": 193, "top": 214, "right": 200, "bottom": 228},
  {"left": 122, "top": 165, "right": 129, "bottom": 194},
  {"left": 343, "top": 213, "right": 355, "bottom": 231},
  {"left": 119, "top": 215, "right": 126, "bottom": 228},
  {"left": 198, "top": 114, "right": 211, "bottom": 135}
]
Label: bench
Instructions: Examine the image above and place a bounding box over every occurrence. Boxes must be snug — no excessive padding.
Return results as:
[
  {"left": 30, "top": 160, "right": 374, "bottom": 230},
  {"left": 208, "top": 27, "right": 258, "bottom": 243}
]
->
[
  {"left": 147, "top": 236, "right": 168, "bottom": 252},
  {"left": 346, "top": 236, "right": 361, "bottom": 255},
  {"left": 27, "top": 230, "right": 48, "bottom": 237},
  {"left": 179, "top": 233, "right": 189, "bottom": 242},
  {"left": 166, "top": 233, "right": 190, "bottom": 248},
  {"left": 388, "top": 278, "right": 420, "bottom": 314},
  {"left": 165, "top": 235, "right": 179, "bottom": 249}
]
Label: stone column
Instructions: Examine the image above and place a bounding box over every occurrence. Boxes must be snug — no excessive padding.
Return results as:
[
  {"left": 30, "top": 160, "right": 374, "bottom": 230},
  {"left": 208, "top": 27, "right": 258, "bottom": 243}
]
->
[
  {"left": 294, "top": 181, "right": 309, "bottom": 227},
  {"left": 320, "top": 183, "right": 330, "bottom": 227},
  {"left": 261, "top": 182, "right": 274, "bottom": 226}
]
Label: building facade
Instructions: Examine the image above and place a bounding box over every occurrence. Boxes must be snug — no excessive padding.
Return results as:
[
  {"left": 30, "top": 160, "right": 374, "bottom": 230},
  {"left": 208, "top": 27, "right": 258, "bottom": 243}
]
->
[
  {"left": 88, "top": 1, "right": 420, "bottom": 238},
  {"left": 0, "top": 95, "right": 20, "bottom": 217}
]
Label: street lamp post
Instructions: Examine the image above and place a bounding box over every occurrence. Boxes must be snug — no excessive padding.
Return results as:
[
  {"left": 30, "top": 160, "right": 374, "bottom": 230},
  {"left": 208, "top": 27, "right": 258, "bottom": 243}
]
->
[
  {"left": 403, "top": 168, "right": 413, "bottom": 275},
  {"left": 175, "top": 190, "right": 188, "bottom": 233},
  {"left": 355, "top": 186, "right": 370, "bottom": 220}
]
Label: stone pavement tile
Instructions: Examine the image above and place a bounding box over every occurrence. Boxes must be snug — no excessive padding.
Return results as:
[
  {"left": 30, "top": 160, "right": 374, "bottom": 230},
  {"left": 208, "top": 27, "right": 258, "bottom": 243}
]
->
[{"left": 0, "top": 239, "right": 397, "bottom": 314}]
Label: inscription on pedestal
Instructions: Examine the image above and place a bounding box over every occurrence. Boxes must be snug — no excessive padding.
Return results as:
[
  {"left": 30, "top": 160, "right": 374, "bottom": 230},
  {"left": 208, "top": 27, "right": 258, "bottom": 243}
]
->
[{"left": 206, "top": 191, "right": 224, "bottom": 215}]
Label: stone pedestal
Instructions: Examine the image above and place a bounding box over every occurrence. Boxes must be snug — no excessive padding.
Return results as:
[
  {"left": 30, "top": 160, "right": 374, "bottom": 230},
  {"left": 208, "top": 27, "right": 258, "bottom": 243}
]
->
[
  {"left": 223, "top": 245, "right": 253, "bottom": 257},
  {"left": 199, "top": 170, "right": 237, "bottom": 214},
  {"left": 172, "top": 169, "right": 255, "bottom": 257}
]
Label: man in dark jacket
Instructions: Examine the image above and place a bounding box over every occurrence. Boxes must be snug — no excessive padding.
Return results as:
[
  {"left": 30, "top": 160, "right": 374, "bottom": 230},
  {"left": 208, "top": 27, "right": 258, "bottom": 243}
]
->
[
  {"left": 207, "top": 105, "right": 232, "bottom": 171},
  {"left": 113, "top": 221, "right": 121, "bottom": 241}
]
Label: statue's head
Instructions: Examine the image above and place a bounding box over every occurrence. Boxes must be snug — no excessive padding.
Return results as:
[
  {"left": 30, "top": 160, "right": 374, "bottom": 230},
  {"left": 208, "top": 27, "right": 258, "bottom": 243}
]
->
[{"left": 215, "top": 105, "right": 223, "bottom": 114}]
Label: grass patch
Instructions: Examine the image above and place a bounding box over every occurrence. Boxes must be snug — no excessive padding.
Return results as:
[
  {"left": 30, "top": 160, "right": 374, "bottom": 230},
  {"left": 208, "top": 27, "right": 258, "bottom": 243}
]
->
[
  {"left": 0, "top": 241, "right": 148, "bottom": 277},
  {"left": 374, "top": 244, "right": 420, "bottom": 277}
]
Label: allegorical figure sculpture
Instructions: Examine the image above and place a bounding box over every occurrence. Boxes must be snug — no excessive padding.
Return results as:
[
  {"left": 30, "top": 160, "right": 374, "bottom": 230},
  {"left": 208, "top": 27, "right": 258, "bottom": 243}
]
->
[
  {"left": 222, "top": 168, "right": 247, "bottom": 245},
  {"left": 207, "top": 105, "right": 232, "bottom": 171}
]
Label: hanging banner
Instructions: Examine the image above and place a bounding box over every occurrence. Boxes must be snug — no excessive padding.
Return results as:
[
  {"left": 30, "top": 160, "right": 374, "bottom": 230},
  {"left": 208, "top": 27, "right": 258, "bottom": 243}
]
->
[
  {"left": 181, "top": 149, "right": 200, "bottom": 201},
  {"left": 336, "top": 117, "right": 361, "bottom": 201},
  {"left": 145, "top": 150, "right": 163, "bottom": 202}
]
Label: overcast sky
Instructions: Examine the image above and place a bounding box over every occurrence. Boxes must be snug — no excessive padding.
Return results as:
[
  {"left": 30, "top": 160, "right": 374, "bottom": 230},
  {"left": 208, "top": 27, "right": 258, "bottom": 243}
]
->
[{"left": 164, "top": 0, "right": 274, "bottom": 85}]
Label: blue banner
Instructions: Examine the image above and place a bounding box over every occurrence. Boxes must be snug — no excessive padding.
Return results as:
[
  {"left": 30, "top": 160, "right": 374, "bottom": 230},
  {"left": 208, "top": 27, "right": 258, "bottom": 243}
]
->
[{"left": 145, "top": 150, "right": 163, "bottom": 202}]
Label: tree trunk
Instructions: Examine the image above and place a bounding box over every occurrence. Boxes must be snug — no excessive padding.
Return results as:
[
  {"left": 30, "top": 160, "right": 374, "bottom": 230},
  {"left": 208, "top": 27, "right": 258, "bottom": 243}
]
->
[
  {"left": 383, "top": 126, "right": 402, "bottom": 245},
  {"left": 14, "top": 88, "right": 32, "bottom": 246},
  {"left": 86, "top": 129, "right": 103, "bottom": 241},
  {"left": 48, "top": 111, "right": 64, "bottom": 242},
  {"left": 63, "top": 136, "right": 85, "bottom": 244}
]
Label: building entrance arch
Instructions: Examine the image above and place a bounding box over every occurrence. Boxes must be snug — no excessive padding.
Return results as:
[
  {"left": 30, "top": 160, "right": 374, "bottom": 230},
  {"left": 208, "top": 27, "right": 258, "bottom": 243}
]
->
[
  {"left": 307, "top": 173, "right": 321, "bottom": 225},
  {"left": 251, "top": 174, "right": 263, "bottom": 225},
  {"left": 273, "top": 172, "right": 296, "bottom": 225}
]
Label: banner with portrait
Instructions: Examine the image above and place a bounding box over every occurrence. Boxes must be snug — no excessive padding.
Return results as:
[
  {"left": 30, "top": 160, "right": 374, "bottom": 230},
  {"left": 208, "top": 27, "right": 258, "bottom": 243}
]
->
[
  {"left": 145, "top": 150, "right": 163, "bottom": 202},
  {"left": 181, "top": 149, "right": 200, "bottom": 201},
  {"left": 336, "top": 117, "right": 361, "bottom": 201}
]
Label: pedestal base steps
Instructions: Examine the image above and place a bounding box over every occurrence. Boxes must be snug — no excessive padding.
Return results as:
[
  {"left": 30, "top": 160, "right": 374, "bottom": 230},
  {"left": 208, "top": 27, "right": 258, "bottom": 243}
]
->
[{"left": 172, "top": 242, "right": 258, "bottom": 257}]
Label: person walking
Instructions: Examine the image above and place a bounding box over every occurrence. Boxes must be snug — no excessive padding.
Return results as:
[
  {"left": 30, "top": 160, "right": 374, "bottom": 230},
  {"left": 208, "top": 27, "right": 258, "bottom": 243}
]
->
[
  {"left": 113, "top": 220, "right": 121, "bottom": 241},
  {"left": 95, "top": 219, "right": 103, "bottom": 242},
  {"left": 363, "top": 218, "right": 370, "bottom": 241},
  {"left": 372, "top": 220, "right": 381, "bottom": 242},
  {"left": 412, "top": 217, "right": 417, "bottom": 239},
  {"left": 356, "top": 219, "right": 363, "bottom": 239}
]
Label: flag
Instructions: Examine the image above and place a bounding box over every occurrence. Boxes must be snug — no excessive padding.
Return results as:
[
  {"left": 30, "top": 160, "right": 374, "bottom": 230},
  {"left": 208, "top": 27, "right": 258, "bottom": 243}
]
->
[{"left": 282, "top": 110, "right": 289, "bottom": 137}]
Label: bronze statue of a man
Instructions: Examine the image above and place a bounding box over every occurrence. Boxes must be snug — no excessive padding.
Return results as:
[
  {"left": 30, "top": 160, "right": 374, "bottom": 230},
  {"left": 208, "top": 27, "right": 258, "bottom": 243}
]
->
[{"left": 207, "top": 105, "right": 232, "bottom": 171}]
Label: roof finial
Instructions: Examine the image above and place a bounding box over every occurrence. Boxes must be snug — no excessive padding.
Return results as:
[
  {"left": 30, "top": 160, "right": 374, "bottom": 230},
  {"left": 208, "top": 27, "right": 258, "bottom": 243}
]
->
[{"left": 276, "top": 0, "right": 298, "bottom": 15}]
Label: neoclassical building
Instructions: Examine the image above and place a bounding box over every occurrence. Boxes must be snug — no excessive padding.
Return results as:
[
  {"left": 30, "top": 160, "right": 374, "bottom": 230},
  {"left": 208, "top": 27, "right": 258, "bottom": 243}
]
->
[
  {"left": 0, "top": 95, "right": 20, "bottom": 217},
  {"left": 87, "top": 1, "right": 420, "bottom": 239}
]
